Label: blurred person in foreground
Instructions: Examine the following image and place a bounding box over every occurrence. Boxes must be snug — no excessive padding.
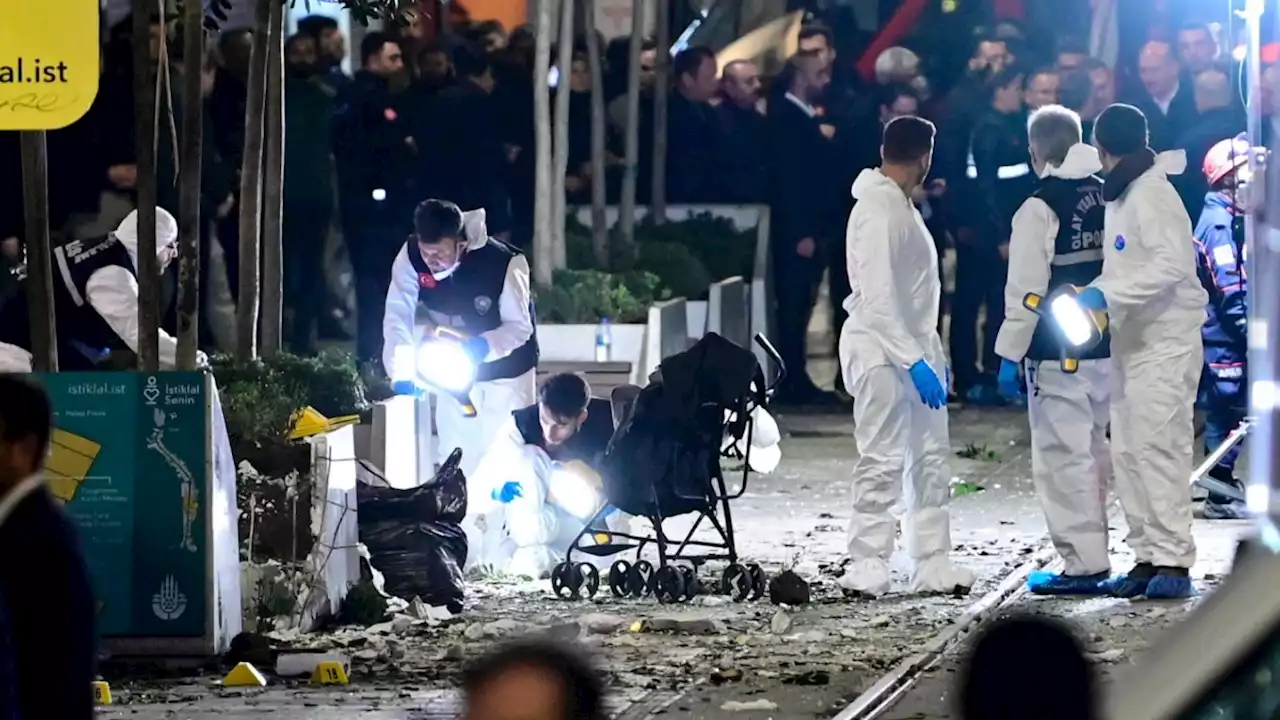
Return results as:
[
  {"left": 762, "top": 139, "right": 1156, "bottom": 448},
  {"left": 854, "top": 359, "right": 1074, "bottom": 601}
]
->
[
  {"left": 994, "top": 106, "right": 1114, "bottom": 595},
  {"left": 959, "top": 614, "right": 1097, "bottom": 720},
  {"left": 1193, "top": 136, "right": 1259, "bottom": 521},
  {"left": 464, "top": 640, "right": 604, "bottom": 720},
  {"left": 1082, "top": 104, "right": 1205, "bottom": 599},
  {"left": 837, "top": 116, "right": 974, "bottom": 598},
  {"left": 0, "top": 375, "right": 97, "bottom": 719}
]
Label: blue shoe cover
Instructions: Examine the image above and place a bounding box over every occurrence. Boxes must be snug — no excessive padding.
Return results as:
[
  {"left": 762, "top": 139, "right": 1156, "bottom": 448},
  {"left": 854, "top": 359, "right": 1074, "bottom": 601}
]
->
[
  {"left": 1145, "top": 574, "right": 1195, "bottom": 599},
  {"left": 1027, "top": 570, "right": 1111, "bottom": 596},
  {"left": 1107, "top": 572, "right": 1154, "bottom": 599}
]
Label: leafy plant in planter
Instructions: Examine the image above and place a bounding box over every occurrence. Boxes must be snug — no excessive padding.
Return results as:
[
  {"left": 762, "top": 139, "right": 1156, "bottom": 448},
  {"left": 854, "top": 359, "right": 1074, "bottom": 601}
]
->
[
  {"left": 634, "top": 213, "right": 756, "bottom": 285},
  {"left": 634, "top": 241, "right": 713, "bottom": 300},
  {"left": 534, "top": 268, "right": 667, "bottom": 324}
]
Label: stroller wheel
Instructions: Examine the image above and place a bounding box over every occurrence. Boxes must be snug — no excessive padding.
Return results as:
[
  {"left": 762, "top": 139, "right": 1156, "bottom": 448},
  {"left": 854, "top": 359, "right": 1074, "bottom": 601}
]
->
[
  {"left": 654, "top": 566, "right": 686, "bottom": 604},
  {"left": 722, "top": 564, "right": 752, "bottom": 602},
  {"left": 629, "top": 560, "right": 656, "bottom": 598},
  {"left": 609, "top": 560, "right": 633, "bottom": 597},
  {"left": 679, "top": 565, "right": 700, "bottom": 599},
  {"left": 577, "top": 563, "right": 601, "bottom": 599},
  {"left": 551, "top": 561, "right": 580, "bottom": 600},
  {"left": 747, "top": 563, "right": 767, "bottom": 601}
]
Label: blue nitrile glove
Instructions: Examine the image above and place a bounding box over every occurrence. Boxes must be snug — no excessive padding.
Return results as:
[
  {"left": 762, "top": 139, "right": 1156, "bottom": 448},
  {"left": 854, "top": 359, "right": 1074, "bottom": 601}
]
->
[
  {"left": 462, "top": 336, "right": 491, "bottom": 363},
  {"left": 492, "top": 481, "right": 523, "bottom": 504},
  {"left": 1077, "top": 287, "right": 1107, "bottom": 310},
  {"left": 392, "top": 379, "right": 421, "bottom": 397},
  {"left": 997, "top": 359, "right": 1024, "bottom": 400},
  {"left": 907, "top": 360, "right": 947, "bottom": 409}
]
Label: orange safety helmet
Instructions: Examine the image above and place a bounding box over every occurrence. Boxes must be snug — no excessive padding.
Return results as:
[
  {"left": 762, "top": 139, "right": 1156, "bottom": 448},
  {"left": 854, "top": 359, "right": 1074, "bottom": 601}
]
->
[{"left": 1203, "top": 135, "right": 1259, "bottom": 186}]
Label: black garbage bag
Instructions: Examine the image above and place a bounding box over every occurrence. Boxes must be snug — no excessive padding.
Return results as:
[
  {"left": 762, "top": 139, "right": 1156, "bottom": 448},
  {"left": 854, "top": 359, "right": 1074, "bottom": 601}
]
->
[{"left": 357, "top": 448, "right": 468, "bottom": 613}]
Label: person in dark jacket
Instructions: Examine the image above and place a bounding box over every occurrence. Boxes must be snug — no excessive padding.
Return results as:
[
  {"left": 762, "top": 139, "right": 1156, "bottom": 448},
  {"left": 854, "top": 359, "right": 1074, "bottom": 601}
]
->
[
  {"left": 767, "top": 52, "right": 841, "bottom": 406},
  {"left": 667, "top": 46, "right": 724, "bottom": 203},
  {"left": 953, "top": 66, "right": 1034, "bottom": 402},
  {"left": 1193, "top": 136, "right": 1257, "bottom": 520},
  {"left": 333, "top": 32, "right": 415, "bottom": 362},
  {"left": 284, "top": 33, "right": 338, "bottom": 354},
  {"left": 1126, "top": 41, "right": 1199, "bottom": 152},
  {"left": 0, "top": 375, "right": 97, "bottom": 720},
  {"left": 715, "top": 60, "right": 768, "bottom": 203},
  {"left": 1173, "top": 66, "right": 1244, "bottom": 223}
]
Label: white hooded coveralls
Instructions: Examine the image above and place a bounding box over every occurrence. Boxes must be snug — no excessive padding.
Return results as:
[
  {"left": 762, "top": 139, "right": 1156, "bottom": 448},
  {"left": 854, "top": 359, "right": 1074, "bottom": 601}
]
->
[
  {"left": 1089, "top": 151, "right": 1205, "bottom": 569},
  {"left": 381, "top": 209, "right": 537, "bottom": 489},
  {"left": 995, "top": 144, "right": 1112, "bottom": 577},
  {"left": 838, "top": 169, "right": 974, "bottom": 597},
  {"left": 0, "top": 208, "right": 198, "bottom": 372}
]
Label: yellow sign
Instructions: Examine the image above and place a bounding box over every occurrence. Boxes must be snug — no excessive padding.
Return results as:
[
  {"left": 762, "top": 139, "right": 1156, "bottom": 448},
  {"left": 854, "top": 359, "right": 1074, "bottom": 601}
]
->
[
  {"left": 46, "top": 427, "right": 102, "bottom": 503},
  {"left": 0, "top": 0, "right": 100, "bottom": 130}
]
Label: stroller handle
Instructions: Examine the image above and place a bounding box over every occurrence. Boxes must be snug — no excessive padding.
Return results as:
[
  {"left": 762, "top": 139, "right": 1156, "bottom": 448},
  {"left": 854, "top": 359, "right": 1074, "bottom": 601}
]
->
[{"left": 753, "top": 333, "right": 786, "bottom": 394}]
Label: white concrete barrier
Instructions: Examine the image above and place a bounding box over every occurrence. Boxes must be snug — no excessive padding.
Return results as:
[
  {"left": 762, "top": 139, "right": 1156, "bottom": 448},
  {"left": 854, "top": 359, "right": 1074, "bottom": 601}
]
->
[
  {"left": 748, "top": 208, "right": 777, "bottom": 385},
  {"left": 644, "top": 298, "right": 690, "bottom": 381},
  {"left": 708, "top": 276, "right": 750, "bottom": 349},
  {"left": 296, "top": 425, "right": 361, "bottom": 630}
]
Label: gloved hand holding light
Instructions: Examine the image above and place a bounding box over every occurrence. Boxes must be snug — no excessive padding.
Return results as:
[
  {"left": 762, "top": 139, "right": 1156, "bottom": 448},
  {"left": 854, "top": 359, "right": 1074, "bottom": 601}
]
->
[
  {"left": 390, "top": 327, "right": 483, "bottom": 415},
  {"left": 1023, "top": 285, "right": 1109, "bottom": 374}
]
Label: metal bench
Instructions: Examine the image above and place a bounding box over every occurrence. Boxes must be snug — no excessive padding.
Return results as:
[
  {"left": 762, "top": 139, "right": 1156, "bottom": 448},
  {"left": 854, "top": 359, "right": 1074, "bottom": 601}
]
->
[{"left": 536, "top": 361, "right": 634, "bottom": 398}]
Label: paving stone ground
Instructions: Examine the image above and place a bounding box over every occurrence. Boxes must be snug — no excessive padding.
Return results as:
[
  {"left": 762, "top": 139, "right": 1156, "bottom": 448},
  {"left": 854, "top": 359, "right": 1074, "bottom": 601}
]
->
[{"left": 98, "top": 406, "right": 1246, "bottom": 719}]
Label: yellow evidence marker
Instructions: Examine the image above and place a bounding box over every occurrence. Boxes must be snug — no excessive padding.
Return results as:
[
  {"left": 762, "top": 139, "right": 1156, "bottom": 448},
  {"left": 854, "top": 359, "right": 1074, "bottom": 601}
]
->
[
  {"left": 311, "top": 660, "right": 350, "bottom": 686},
  {"left": 223, "top": 662, "right": 268, "bottom": 687},
  {"left": 91, "top": 680, "right": 112, "bottom": 705}
]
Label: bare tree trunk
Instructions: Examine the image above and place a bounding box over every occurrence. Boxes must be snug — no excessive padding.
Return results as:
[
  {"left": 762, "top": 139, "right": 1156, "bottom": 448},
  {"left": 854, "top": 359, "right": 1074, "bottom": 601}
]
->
[
  {"left": 550, "top": 0, "right": 574, "bottom": 269},
  {"left": 584, "top": 0, "right": 608, "bottom": 267},
  {"left": 531, "top": 0, "right": 555, "bottom": 286},
  {"left": 618, "top": 0, "right": 644, "bottom": 246},
  {"left": 650, "top": 0, "right": 669, "bottom": 224},
  {"left": 176, "top": 3, "right": 204, "bottom": 369},
  {"left": 134, "top": 0, "right": 161, "bottom": 370},
  {"left": 19, "top": 133, "right": 57, "bottom": 372},
  {"left": 260, "top": 0, "right": 285, "bottom": 357},
  {"left": 236, "top": 0, "right": 270, "bottom": 361}
]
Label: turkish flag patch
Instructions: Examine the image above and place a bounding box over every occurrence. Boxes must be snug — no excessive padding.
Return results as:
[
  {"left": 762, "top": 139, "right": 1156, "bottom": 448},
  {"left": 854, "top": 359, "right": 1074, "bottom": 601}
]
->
[
  {"left": 384, "top": 107, "right": 398, "bottom": 122},
  {"left": 419, "top": 272, "right": 436, "bottom": 289}
]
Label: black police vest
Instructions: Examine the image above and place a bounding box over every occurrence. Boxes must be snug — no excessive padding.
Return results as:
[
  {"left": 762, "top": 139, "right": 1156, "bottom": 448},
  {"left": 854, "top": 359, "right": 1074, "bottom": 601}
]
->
[
  {"left": 52, "top": 234, "right": 138, "bottom": 362},
  {"left": 406, "top": 239, "right": 539, "bottom": 382},
  {"left": 513, "top": 397, "right": 615, "bottom": 466},
  {"left": 1026, "top": 176, "right": 1111, "bottom": 362}
]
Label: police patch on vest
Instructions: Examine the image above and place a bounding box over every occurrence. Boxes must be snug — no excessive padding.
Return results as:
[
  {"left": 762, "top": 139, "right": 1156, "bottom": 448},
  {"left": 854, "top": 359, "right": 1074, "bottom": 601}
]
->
[
  {"left": 1115, "top": 235, "right": 1126, "bottom": 251},
  {"left": 474, "top": 295, "right": 493, "bottom": 315}
]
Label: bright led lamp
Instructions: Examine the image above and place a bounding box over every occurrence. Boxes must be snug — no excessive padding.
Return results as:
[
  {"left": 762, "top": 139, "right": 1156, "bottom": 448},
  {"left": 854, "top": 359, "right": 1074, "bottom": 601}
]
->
[
  {"left": 547, "top": 460, "right": 605, "bottom": 521},
  {"left": 391, "top": 326, "right": 480, "bottom": 416},
  {"left": 1023, "top": 285, "right": 1109, "bottom": 373}
]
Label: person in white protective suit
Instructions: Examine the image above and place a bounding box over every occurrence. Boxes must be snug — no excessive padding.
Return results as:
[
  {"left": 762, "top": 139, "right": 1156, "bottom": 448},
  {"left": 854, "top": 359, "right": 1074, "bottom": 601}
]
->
[
  {"left": 381, "top": 199, "right": 538, "bottom": 504},
  {"left": 837, "top": 116, "right": 976, "bottom": 598},
  {"left": 993, "top": 106, "right": 1115, "bottom": 595},
  {"left": 0, "top": 208, "right": 205, "bottom": 372},
  {"left": 469, "top": 373, "right": 627, "bottom": 576},
  {"left": 1076, "top": 103, "right": 1206, "bottom": 600}
]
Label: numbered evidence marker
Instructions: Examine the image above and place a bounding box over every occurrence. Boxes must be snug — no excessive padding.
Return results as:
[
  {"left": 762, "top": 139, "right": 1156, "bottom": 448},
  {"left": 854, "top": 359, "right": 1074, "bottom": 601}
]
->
[
  {"left": 222, "top": 662, "right": 268, "bottom": 688},
  {"left": 311, "top": 660, "right": 350, "bottom": 686},
  {"left": 90, "top": 680, "right": 112, "bottom": 705}
]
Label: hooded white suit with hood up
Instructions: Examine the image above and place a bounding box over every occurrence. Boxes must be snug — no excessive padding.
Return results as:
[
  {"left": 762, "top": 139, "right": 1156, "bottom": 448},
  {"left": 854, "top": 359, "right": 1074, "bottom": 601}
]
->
[
  {"left": 0, "top": 208, "right": 198, "bottom": 372},
  {"left": 1089, "top": 150, "right": 1206, "bottom": 570},
  {"left": 995, "top": 144, "right": 1113, "bottom": 577},
  {"left": 837, "top": 168, "right": 975, "bottom": 597},
  {"left": 382, "top": 209, "right": 538, "bottom": 561}
]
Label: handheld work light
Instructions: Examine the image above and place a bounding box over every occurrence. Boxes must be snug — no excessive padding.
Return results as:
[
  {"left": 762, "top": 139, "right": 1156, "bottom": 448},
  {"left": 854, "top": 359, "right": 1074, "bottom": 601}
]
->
[
  {"left": 390, "top": 326, "right": 481, "bottom": 416},
  {"left": 1023, "top": 285, "right": 1108, "bottom": 373}
]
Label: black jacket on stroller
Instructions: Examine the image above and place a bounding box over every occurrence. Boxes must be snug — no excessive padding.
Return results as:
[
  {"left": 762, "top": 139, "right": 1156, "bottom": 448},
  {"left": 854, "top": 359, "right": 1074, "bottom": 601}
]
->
[{"left": 600, "top": 333, "right": 760, "bottom": 519}]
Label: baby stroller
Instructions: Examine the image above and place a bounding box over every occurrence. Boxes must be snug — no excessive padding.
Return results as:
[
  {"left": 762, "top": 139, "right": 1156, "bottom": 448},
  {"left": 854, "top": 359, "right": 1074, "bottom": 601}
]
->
[{"left": 550, "top": 332, "right": 785, "bottom": 604}]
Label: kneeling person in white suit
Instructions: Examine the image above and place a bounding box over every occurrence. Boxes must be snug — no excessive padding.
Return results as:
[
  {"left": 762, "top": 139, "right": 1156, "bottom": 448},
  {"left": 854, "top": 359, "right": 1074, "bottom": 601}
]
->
[
  {"left": 994, "top": 106, "right": 1114, "bottom": 595},
  {"left": 470, "top": 373, "right": 622, "bottom": 577},
  {"left": 838, "top": 116, "right": 975, "bottom": 597}
]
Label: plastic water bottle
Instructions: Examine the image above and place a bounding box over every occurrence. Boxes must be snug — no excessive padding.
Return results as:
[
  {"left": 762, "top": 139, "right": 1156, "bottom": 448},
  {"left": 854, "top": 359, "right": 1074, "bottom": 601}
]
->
[{"left": 595, "top": 317, "right": 612, "bottom": 362}]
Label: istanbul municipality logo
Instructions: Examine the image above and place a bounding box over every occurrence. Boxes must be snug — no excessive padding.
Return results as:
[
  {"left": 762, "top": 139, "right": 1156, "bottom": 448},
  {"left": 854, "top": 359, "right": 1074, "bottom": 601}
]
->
[{"left": 152, "top": 575, "right": 188, "bottom": 621}]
